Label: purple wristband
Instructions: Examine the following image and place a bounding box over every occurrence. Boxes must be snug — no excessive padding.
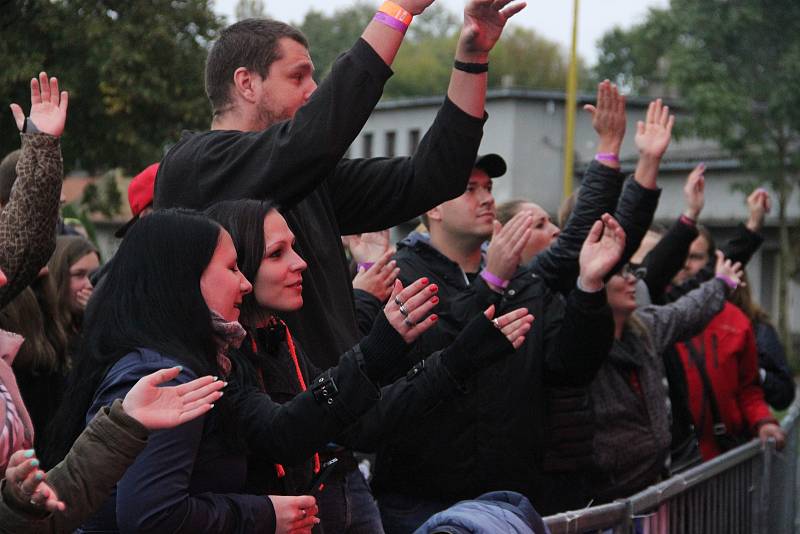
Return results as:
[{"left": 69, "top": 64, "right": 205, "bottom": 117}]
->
[
  {"left": 595, "top": 152, "right": 620, "bottom": 164},
  {"left": 373, "top": 12, "right": 408, "bottom": 33},
  {"left": 716, "top": 274, "right": 738, "bottom": 290},
  {"left": 357, "top": 262, "right": 375, "bottom": 271},
  {"left": 480, "top": 269, "right": 509, "bottom": 289}
]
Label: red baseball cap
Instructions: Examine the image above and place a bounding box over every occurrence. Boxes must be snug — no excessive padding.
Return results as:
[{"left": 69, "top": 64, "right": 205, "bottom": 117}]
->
[{"left": 115, "top": 163, "right": 158, "bottom": 238}]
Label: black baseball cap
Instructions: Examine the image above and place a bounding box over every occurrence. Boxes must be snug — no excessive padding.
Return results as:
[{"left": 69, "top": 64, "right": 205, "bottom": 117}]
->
[{"left": 474, "top": 153, "right": 507, "bottom": 178}]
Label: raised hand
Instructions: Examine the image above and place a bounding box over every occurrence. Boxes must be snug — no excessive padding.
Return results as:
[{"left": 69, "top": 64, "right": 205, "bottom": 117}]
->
[
  {"left": 578, "top": 214, "right": 626, "bottom": 291},
  {"left": 459, "top": 0, "right": 527, "bottom": 59},
  {"left": 384, "top": 278, "right": 439, "bottom": 343},
  {"left": 584, "top": 79, "right": 626, "bottom": 165},
  {"left": 745, "top": 187, "right": 771, "bottom": 232},
  {"left": 683, "top": 163, "right": 706, "bottom": 220},
  {"left": 4, "top": 449, "right": 65, "bottom": 513},
  {"left": 484, "top": 212, "right": 532, "bottom": 290},
  {"left": 714, "top": 250, "right": 744, "bottom": 289},
  {"left": 268, "top": 494, "right": 319, "bottom": 534},
  {"left": 634, "top": 98, "right": 674, "bottom": 160},
  {"left": 484, "top": 305, "right": 534, "bottom": 349},
  {"left": 121, "top": 367, "right": 225, "bottom": 430},
  {"left": 343, "top": 230, "right": 392, "bottom": 264},
  {"left": 9, "top": 72, "right": 69, "bottom": 137},
  {"left": 352, "top": 248, "right": 399, "bottom": 302}
]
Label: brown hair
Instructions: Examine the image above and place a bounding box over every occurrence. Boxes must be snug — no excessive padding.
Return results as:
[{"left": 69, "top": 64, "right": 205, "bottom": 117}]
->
[
  {"left": 730, "top": 270, "right": 771, "bottom": 324},
  {"left": 496, "top": 199, "right": 528, "bottom": 226},
  {"left": 558, "top": 188, "right": 579, "bottom": 228},
  {"left": 48, "top": 236, "right": 100, "bottom": 336},
  {"left": 205, "top": 18, "right": 309, "bottom": 115}
]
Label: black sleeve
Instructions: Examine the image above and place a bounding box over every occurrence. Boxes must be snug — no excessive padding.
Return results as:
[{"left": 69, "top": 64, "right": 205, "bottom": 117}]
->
[
  {"left": 543, "top": 287, "right": 615, "bottom": 387},
  {"left": 328, "top": 98, "right": 487, "bottom": 235},
  {"left": 755, "top": 322, "right": 796, "bottom": 410},
  {"left": 641, "top": 217, "right": 699, "bottom": 303},
  {"left": 610, "top": 177, "right": 661, "bottom": 276},
  {"left": 154, "top": 39, "right": 393, "bottom": 210},
  {"left": 530, "top": 160, "right": 626, "bottom": 295},
  {"left": 720, "top": 222, "right": 764, "bottom": 265},
  {"left": 353, "top": 289, "right": 383, "bottom": 338}
]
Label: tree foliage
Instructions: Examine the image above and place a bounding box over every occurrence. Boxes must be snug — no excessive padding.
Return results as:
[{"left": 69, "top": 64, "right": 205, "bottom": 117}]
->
[
  {"left": 299, "top": 2, "right": 582, "bottom": 97},
  {"left": 0, "top": 0, "right": 222, "bottom": 174}
]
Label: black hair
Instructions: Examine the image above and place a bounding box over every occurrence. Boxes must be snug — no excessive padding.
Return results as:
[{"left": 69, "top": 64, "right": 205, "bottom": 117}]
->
[
  {"left": 205, "top": 18, "right": 309, "bottom": 115},
  {"left": 205, "top": 199, "right": 277, "bottom": 326},
  {"left": 42, "top": 209, "right": 231, "bottom": 467}
]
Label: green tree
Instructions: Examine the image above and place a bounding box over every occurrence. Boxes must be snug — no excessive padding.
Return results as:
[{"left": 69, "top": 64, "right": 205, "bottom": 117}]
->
[
  {"left": 0, "top": 0, "right": 222, "bottom": 174},
  {"left": 299, "top": 3, "right": 579, "bottom": 97},
  {"left": 235, "top": 0, "right": 267, "bottom": 21},
  {"left": 595, "top": 1, "right": 800, "bottom": 361}
]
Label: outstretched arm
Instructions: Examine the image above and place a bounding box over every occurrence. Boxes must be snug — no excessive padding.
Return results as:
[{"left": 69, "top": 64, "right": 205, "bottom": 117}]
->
[{"left": 0, "top": 72, "right": 68, "bottom": 308}]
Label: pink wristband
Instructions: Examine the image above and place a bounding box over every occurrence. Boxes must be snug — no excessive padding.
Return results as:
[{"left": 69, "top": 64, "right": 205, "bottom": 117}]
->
[
  {"left": 373, "top": 12, "right": 408, "bottom": 33},
  {"left": 716, "top": 274, "right": 738, "bottom": 290},
  {"left": 679, "top": 214, "right": 696, "bottom": 227},
  {"left": 480, "top": 269, "right": 509, "bottom": 289},
  {"left": 357, "top": 262, "right": 374, "bottom": 271},
  {"left": 595, "top": 153, "right": 619, "bottom": 164}
]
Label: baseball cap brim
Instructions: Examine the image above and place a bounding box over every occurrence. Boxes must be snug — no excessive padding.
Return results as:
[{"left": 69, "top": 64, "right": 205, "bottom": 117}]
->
[{"left": 475, "top": 153, "right": 507, "bottom": 178}]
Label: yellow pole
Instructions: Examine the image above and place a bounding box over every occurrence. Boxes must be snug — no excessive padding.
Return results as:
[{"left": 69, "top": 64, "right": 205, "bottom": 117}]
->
[{"left": 562, "top": 0, "right": 580, "bottom": 197}]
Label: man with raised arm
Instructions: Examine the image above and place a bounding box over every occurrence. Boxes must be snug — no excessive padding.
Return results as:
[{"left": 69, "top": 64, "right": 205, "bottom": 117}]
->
[
  {"left": 154, "top": 2, "right": 525, "bottom": 532},
  {"left": 155, "top": 0, "right": 524, "bottom": 369}
]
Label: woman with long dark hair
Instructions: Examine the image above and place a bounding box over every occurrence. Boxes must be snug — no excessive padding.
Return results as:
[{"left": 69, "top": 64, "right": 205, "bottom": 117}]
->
[
  {"left": 45, "top": 208, "right": 526, "bottom": 534},
  {"left": 206, "top": 199, "right": 533, "bottom": 534}
]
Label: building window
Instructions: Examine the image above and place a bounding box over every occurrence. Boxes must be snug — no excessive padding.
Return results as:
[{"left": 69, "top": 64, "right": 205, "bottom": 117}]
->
[
  {"left": 363, "top": 133, "right": 373, "bottom": 158},
  {"left": 408, "top": 129, "right": 420, "bottom": 154},
  {"left": 385, "top": 131, "right": 396, "bottom": 157}
]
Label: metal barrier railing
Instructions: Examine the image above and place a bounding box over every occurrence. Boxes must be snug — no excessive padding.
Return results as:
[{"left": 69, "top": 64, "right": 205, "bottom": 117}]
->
[{"left": 544, "top": 389, "right": 800, "bottom": 534}]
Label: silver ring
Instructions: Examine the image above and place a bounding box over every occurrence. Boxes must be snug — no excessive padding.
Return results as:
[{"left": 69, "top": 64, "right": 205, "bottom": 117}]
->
[
  {"left": 403, "top": 318, "right": 416, "bottom": 328},
  {"left": 492, "top": 318, "right": 501, "bottom": 329},
  {"left": 399, "top": 303, "right": 409, "bottom": 317},
  {"left": 300, "top": 508, "right": 307, "bottom": 518},
  {"left": 30, "top": 499, "right": 37, "bottom": 505},
  {"left": 394, "top": 296, "right": 404, "bottom": 307}
]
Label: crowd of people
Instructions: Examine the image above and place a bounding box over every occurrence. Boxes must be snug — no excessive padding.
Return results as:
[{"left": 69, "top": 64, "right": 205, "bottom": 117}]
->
[{"left": 0, "top": 0, "right": 794, "bottom": 533}]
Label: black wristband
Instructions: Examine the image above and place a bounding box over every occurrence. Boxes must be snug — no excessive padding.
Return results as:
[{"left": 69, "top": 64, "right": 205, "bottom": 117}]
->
[{"left": 454, "top": 60, "right": 489, "bottom": 74}]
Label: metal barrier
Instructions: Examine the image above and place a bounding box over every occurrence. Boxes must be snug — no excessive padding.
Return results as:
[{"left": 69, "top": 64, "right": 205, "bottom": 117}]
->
[{"left": 544, "top": 390, "right": 800, "bottom": 534}]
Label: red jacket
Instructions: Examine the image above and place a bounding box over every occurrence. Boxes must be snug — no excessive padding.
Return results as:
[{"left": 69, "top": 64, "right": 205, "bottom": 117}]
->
[{"left": 677, "top": 303, "right": 776, "bottom": 460}]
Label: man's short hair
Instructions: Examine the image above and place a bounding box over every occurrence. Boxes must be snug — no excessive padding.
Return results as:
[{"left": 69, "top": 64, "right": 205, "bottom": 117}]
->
[
  {"left": 0, "top": 150, "right": 21, "bottom": 206},
  {"left": 205, "top": 18, "right": 309, "bottom": 115}
]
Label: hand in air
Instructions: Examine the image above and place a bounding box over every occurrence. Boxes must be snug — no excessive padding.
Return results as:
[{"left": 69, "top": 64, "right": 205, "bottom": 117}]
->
[
  {"left": 578, "top": 214, "right": 626, "bottom": 291},
  {"left": 9, "top": 72, "right": 68, "bottom": 137},
  {"left": 384, "top": 278, "right": 440, "bottom": 343},
  {"left": 352, "top": 248, "right": 399, "bottom": 303},
  {"left": 122, "top": 367, "right": 225, "bottom": 430},
  {"left": 484, "top": 304, "right": 534, "bottom": 349},
  {"left": 634, "top": 98, "right": 674, "bottom": 160}
]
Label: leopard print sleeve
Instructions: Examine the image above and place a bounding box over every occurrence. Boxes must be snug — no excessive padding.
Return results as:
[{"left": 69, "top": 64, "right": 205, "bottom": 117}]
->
[{"left": 0, "top": 133, "right": 62, "bottom": 309}]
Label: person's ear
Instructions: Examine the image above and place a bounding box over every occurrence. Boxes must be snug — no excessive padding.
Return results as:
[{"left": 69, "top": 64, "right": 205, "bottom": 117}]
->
[
  {"left": 232, "top": 68, "right": 259, "bottom": 104},
  {"left": 427, "top": 206, "right": 442, "bottom": 224}
]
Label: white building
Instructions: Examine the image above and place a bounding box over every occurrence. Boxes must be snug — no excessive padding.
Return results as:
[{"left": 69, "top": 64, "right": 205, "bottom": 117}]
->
[{"left": 350, "top": 88, "right": 800, "bottom": 339}]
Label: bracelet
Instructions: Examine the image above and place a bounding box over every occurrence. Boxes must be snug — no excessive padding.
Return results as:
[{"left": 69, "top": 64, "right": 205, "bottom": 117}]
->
[
  {"left": 716, "top": 274, "right": 738, "bottom": 290},
  {"left": 357, "top": 262, "right": 374, "bottom": 271},
  {"left": 454, "top": 60, "right": 489, "bottom": 74},
  {"left": 595, "top": 152, "right": 619, "bottom": 164},
  {"left": 373, "top": 12, "right": 408, "bottom": 33},
  {"left": 679, "top": 214, "right": 697, "bottom": 227},
  {"left": 480, "top": 269, "right": 509, "bottom": 289},
  {"left": 378, "top": 1, "right": 413, "bottom": 26}
]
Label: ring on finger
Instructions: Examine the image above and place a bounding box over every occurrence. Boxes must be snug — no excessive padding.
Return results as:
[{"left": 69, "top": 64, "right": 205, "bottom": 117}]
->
[
  {"left": 492, "top": 318, "right": 501, "bottom": 329},
  {"left": 300, "top": 508, "right": 307, "bottom": 518},
  {"left": 403, "top": 318, "right": 416, "bottom": 328},
  {"left": 398, "top": 303, "right": 409, "bottom": 317},
  {"left": 394, "top": 296, "right": 404, "bottom": 307}
]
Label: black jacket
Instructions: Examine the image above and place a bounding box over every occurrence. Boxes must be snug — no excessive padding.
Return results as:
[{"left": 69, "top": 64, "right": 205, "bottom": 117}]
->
[{"left": 154, "top": 38, "right": 486, "bottom": 370}]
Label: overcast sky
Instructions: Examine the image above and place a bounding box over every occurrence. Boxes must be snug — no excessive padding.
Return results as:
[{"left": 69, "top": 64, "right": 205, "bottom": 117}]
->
[{"left": 213, "top": 0, "right": 670, "bottom": 65}]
